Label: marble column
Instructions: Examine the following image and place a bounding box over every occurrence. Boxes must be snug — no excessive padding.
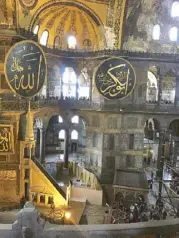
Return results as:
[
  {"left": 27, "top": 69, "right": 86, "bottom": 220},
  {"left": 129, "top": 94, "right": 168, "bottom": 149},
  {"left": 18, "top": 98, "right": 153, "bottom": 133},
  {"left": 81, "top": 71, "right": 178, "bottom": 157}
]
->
[
  {"left": 157, "top": 74, "right": 163, "bottom": 106},
  {"left": 39, "top": 128, "right": 43, "bottom": 163},
  {"left": 64, "top": 129, "right": 69, "bottom": 168},
  {"left": 174, "top": 74, "right": 179, "bottom": 107},
  {"left": 172, "top": 136, "right": 179, "bottom": 167},
  {"left": 156, "top": 130, "right": 165, "bottom": 180},
  {"left": 41, "top": 129, "right": 46, "bottom": 164}
]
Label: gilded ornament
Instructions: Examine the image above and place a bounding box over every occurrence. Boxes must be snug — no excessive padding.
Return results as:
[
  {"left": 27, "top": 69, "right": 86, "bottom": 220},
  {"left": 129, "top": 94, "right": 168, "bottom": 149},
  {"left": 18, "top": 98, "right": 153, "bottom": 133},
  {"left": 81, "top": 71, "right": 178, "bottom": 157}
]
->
[
  {"left": 0, "top": 125, "right": 14, "bottom": 153},
  {"left": 0, "top": 170, "right": 16, "bottom": 180},
  {"left": 4, "top": 40, "right": 47, "bottom": 98},
  {"left": 94, "top": 57, "right": 136, "bottom": 100}
]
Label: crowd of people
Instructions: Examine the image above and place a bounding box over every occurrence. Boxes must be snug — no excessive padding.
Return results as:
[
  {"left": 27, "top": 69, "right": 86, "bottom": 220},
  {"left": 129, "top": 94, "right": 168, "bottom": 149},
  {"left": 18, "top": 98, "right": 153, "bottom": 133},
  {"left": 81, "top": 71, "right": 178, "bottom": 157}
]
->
[{"left": 109, "top": 197, "right": 170, "bottom": 224}]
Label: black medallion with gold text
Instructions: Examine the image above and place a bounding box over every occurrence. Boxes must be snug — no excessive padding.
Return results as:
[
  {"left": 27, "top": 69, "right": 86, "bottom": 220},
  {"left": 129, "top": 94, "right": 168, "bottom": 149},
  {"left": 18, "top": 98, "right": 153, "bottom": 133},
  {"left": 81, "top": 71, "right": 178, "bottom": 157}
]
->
[
  {"left": 4, "top": 40, "right": 47, "bottom": 98},
  {"left": 94, "top": 57, "right": 136, "bottom": 100}
]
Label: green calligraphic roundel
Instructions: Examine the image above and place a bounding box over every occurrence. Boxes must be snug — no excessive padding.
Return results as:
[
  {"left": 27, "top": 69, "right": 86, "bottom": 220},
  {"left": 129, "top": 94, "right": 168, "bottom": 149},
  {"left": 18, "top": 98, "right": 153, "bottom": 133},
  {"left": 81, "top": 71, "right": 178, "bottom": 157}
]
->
[
  {"left": 4, "top": 40, "right": 47, "bottom": 98},
  {"left": 94, "top": 57, "right": 136, "bottom": 100}
]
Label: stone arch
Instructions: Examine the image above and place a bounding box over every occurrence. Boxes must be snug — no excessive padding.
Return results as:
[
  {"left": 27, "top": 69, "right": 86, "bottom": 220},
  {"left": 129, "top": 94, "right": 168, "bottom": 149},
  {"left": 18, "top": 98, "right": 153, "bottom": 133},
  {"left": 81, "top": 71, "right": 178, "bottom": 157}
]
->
[
  {"left": 29, "top": 0, "right": 104, "bottom": 30},
  {"left": 169, "top": 119, "right": 179, "bottom": 137}
]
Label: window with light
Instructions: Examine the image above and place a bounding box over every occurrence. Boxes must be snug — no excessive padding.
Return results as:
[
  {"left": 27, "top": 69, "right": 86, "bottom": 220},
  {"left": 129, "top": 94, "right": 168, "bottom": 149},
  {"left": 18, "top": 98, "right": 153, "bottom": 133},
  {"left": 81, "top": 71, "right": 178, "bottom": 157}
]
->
[
  {"left": 71, "top": 115, "right": 79, "bottom": 124},
  {"left": 171, "top": 1, "right": 179, "bottom": 17},
  {"left": 59, "top": 130, "right": 65, "bottom": 139},
  {"left": 169, "top": 27, "right": 178, "bottom": 41},
  {"left": 152, "top": 25, "right": 160, "bottom": 40},
  {"left": 62, "top": 67, "right": 77, "bottom": 98},
  {"left": 68, "top": 36, "right": 77, "bottom": 49},
  {"left": 33, "top": 25, "right": 39, "bottom": 35},
  {"left": 71, "top": 130, "right": 78, "bottom": 140},
  {"left": 40, "top": 30, "right": 49, "bottom": 46},
  {"left": 58, "top": 116, "right": 63, "bottom": 123}
]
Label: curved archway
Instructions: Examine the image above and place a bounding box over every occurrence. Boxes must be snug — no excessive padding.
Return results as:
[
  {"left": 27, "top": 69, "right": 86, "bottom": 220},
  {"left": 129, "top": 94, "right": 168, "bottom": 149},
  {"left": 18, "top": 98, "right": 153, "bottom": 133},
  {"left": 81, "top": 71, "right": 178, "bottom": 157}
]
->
[
  {"left": 143, "top": 118, "right": 160, "bottom": 167},
  {"left": 146, "top": 66, "right": 159, "bottom": 103},
  {"left": 29, "top": 0, "right": 104, "bottom": 30},
  {"left": 34, "top": 117, "right": 43, "bottom": 161}
]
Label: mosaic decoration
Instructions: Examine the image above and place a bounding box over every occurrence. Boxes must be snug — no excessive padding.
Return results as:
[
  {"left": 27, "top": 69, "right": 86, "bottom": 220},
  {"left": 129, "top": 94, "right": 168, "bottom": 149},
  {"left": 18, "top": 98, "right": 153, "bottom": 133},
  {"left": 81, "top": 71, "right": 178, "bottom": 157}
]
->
[
  {"left": 46, "top": 7, "right": 67, "bottom": 29},
  {"left": 79, "top": 11, "right": 90, "bottom": 40},
  {"left": 4, "top": 40, "right": 47, "bottom": 98},
  {"left": 0, "top": 125, "right": 14, "bottom": 153},
  {"left": 94, "top": 57, "right": 136, "bottom": 100},
  {"left": 19, "top": 0, "right": 38, "bottom": 10},
  {"left": 68, "top": 10, "right": 77, "bottom": 34},
  {"left": 56, "top": 10, "right": 71, "bottom": 35}
]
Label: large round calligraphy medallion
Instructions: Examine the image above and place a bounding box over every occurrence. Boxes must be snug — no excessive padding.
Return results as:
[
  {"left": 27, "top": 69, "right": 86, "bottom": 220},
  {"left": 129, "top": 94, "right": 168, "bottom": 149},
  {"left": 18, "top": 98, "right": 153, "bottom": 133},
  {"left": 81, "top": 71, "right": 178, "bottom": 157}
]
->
[
  {"left": 4, "top": 40, "right": 47, "bottom": 98},
  {"left": 19, "top": 0, "right": 38, "bottom": 10},
  {"left": 94, "top": 57, "right": 136, "bottom": 100}
]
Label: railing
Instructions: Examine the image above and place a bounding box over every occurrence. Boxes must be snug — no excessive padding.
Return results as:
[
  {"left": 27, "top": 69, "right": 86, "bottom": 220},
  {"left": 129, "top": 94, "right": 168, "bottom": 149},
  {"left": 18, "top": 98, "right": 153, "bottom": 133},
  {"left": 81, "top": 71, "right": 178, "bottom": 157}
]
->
[
  {"left": 0, "top": 100, "right": 39, "bottom": 111},
  {"left": 32, "top": 157, "right": 66, "bottom": 199},
  {"left": 1, "top": 98, "right": 179, "bottom": 113}
]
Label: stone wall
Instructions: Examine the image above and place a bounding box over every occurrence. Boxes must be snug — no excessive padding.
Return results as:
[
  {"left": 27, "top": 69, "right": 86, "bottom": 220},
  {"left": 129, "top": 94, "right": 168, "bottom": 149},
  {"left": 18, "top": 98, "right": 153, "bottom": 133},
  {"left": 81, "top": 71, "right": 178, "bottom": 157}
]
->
[{"left": 123, "top": 0, "right": 179, "bottom": 53}]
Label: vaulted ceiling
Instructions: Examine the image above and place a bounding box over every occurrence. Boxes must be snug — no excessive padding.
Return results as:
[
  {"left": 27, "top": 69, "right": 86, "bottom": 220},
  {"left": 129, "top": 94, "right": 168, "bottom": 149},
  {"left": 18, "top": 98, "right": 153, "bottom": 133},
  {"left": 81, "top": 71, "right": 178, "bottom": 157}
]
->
[{"left": 30, "top": 2, "right": 106, "bottom": 50}]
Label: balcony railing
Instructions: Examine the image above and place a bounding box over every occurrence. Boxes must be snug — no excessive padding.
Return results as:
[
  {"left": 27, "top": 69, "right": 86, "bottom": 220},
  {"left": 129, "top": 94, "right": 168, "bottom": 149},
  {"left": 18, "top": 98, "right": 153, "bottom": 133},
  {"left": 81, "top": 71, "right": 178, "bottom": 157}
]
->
[{"left": 0, "top": 98, "right": 179, "bottom": 113}]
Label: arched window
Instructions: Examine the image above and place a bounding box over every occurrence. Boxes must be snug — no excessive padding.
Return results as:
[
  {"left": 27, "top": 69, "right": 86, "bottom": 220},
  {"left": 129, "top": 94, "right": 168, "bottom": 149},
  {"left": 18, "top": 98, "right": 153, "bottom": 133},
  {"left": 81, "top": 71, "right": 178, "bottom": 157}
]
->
[
  {"left": 171, "top": 1, "right": 179, "bottom": 17},
  {"left": 59, "top": 130, "right": 65, "bottom": 139},
  {"left": 59, "top": 116, "right": 63, "bottom": 123},
  {"left": 146, "top": 71, "right": 158, "bottom": 103},
  {"left": 33, "top": 25, "right": 39, "bottom": 35},
  {"left": 71, "top": 115, "right": 79, "bottom": 124},
  {"left": 62, "top": 67, "right": 77, "bottom": 98},
  {"left": 169, "top": 27, "right": 178, "bottom": 41},
  {"left": 71, "top": 130, "right": 78, "bottom": 140},
  {"left": 152, "top": 25, "right": 160, "bottom": 40},
  {"left": 78, "top": 67, "right": 90, "bottom": 99},
  {"left": 54, "top": 36, "right": 61, "bottom": 48},
  {"left": 68, "top": 36, "right": 77, "bottom": 49},
  {"left": 40, "top": 30, "right": 49, "bottom": 46}
]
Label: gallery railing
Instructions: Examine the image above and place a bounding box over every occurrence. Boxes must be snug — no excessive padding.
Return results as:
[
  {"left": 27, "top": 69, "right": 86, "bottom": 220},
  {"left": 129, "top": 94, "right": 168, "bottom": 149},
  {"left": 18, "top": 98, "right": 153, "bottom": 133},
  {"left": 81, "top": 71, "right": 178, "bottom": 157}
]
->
[{"left": 0, "top": 98, "right": 179, "bottom": 113}]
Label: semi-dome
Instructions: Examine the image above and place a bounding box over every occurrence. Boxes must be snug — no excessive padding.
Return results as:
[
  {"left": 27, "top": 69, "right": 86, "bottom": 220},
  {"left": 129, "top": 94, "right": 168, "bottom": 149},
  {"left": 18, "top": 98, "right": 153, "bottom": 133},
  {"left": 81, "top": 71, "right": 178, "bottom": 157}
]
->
[{"left": 30, "top": 2, "right": 105, "bottom": 50}]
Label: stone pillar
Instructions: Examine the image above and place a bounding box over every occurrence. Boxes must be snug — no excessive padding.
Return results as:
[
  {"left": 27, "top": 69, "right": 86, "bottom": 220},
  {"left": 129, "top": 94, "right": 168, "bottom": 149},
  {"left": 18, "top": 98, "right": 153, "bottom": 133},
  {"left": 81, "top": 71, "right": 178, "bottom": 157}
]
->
[
  {"left": 172, "top": 136, "right": 179, "bottom": 167},
  {"left": 39, "top": 128, "right": 43, "bottom": 163},
  {"left": 41, "top": 129, "right": 46, "bottom": 164},
  {"left": 64, "top": 129, "right": 69, "bottom": 168},
  {"left": 158, "top": 74, "right": 163, "bottom": 106},
  {"left": 156, "top": 130, "right": 164, "bottom": 179},
  {"left": 174, "top": 74, "right": 179, "bottom": 107}
]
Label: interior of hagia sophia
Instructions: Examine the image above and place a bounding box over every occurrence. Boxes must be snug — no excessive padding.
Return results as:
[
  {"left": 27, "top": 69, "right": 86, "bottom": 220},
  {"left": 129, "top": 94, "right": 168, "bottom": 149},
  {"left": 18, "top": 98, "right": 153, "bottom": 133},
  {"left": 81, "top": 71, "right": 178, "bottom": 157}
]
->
[{"left": 1, "top": 0, "right": 179, "bottom": 235}]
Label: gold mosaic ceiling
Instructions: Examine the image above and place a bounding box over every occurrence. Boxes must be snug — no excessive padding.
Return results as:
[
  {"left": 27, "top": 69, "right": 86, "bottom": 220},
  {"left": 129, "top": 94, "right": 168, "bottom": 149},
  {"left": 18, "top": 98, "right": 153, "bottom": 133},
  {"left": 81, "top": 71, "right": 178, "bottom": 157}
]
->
[{"left": 32, "top": 4, "right": 105, "bottom": 50}]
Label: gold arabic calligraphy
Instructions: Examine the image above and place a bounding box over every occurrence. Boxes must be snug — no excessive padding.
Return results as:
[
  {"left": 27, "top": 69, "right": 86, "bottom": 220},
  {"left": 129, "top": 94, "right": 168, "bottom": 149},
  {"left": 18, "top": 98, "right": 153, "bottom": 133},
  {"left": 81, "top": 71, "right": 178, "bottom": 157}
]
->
[
  {"left": 98, "top": 64, "right": 132, "bottom": 98},
  {"left": 9, "top": 53, "right": 43, "bottom": 92},
  {"left": 0, "top": 128, "right": 11, "bottom": 152}
]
